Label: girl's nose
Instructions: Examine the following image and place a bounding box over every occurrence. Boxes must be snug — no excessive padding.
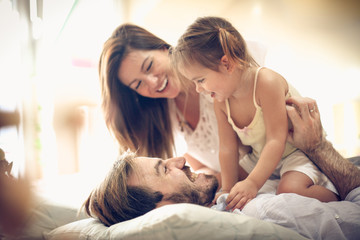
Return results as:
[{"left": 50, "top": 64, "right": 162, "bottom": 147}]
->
[
  {"left": 167, "top": 157, "right": 186, "bottom": 169},
  {"left": 195, "top": 83, "right": 204, "bottom": 93}
]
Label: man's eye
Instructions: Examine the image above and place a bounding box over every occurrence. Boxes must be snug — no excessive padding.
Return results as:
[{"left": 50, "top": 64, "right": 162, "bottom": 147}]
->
[
  {"left": 146, "top": 60, "right": 153, "bottom": 72},
  {"left": 135, "top": 81, "right": 142, "bottom": 90}
]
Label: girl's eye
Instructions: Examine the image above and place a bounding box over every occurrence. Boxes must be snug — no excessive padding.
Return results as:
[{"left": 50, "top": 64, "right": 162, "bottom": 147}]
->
[
  {"left": 164, "top": 165, "right": 168, "bottom": 174},
  {"left": 146, "top": 60, "right": 153, "bottom": 72},
  {"left": 135, "top": 81, "right": 142, "bottom": 90},
  {"left": 197, "top": 78, "right": 205, "bottom": 83}
]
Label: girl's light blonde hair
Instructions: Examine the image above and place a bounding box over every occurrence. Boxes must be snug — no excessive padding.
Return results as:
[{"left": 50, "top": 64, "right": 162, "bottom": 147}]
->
[{"left": 171, "top": 16, "right": 259, "bottom": 74}]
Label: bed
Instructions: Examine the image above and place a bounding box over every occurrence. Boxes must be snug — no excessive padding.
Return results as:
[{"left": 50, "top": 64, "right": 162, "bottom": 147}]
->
[
  {"left": 6, "top": 156, "right": 356, "bottom": 240},
  {"left": 8, "top": 179, "right": 306, "bottom": 240},
  {"left": 44, "top": 202, "right": 307, "bottom": 240}
]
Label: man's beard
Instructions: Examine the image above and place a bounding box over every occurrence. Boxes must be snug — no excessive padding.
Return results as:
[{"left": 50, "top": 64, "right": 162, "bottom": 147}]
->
[{"left": 164, "top": 171, "right": 219, "bottom": 206}]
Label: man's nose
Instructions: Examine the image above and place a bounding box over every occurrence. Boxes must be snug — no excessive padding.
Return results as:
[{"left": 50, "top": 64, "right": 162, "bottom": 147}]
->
[{"left": 168, "top": 157, "right": 186, "bottom": 169}]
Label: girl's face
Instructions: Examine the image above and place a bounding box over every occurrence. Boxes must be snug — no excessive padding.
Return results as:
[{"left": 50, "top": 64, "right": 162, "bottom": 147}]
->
[
  {"left": 118, "top": 49, "right": 181, "bottom": 99},
  {"left": 180, "top": 60, "right": 236, "bottom": 102}
]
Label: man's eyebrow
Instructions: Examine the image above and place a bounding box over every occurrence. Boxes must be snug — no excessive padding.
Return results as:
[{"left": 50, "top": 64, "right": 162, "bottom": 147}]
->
[{"left": 154, "top": 159, "right": 162, "bottom": 176}]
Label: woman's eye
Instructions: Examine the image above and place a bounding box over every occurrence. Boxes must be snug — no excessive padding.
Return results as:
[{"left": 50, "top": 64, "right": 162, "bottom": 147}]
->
[
  {"left": 146, "top": 60, "right": 153, "bottom": 72},
  {"left": 135, "top": 81, "right": 142, "bottom": 90},
  {"left": 164, "top": 166, "right": 168, "bottom": 173}
]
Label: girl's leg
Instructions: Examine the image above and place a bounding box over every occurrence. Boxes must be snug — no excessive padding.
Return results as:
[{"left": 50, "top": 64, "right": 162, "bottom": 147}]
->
[{"left": 277, "top": 171, "right": 339, "bottom": 202}]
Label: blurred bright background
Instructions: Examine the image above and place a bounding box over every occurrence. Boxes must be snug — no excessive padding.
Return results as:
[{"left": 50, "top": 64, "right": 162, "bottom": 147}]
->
[{"left": 0, "top": 0, "right": 359, "bottom": 206}]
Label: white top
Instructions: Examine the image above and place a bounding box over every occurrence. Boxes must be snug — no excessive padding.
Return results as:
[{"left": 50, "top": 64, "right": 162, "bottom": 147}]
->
[{"left": 170, "top": 93, "right": 221, "bottom": 172}]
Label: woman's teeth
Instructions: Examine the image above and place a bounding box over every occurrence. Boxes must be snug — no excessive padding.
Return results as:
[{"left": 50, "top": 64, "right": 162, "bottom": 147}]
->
[{"left": 157, "top": 78, "right": 168, "bottom": 92}]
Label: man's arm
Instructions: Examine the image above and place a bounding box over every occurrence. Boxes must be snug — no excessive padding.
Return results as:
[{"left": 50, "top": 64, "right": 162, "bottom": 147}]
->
[{"left": 286, "top": 96, "right": 360, "bottom": 200}]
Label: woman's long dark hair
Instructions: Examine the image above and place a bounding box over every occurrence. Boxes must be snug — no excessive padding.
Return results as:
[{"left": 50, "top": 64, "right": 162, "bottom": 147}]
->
[{"left": 99, "top": 24, "right": 174, "bottom": 158}]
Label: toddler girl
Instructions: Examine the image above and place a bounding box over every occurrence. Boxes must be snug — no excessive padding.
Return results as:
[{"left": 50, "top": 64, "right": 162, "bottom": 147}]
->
[{"left": 171, "top": 16, "right": 338, "bottom": 210}]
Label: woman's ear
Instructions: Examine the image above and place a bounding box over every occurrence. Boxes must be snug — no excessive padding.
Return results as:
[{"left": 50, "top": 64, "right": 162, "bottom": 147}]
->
[{"left": 220, "top": 55, "right": 234, "bottom": 73}]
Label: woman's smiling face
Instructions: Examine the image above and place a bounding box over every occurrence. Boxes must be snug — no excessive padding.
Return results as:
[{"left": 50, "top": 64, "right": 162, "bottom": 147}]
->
[{"left": 118, "top": 49, "right": 181, "bottom": 99}]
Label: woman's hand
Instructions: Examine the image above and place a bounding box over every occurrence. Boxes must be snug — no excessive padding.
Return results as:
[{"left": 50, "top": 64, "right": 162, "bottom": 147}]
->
[{"left": 225, "top": 179, "right": 258, "bottom": 210}]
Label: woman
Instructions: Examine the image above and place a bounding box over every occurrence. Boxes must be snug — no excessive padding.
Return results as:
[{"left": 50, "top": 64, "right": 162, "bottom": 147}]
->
[{"left": 99, "top": 23, "right": 261, "bottom": 179}]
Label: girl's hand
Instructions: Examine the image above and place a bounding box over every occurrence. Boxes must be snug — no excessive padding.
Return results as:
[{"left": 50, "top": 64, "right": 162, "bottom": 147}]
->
[
  {"left": 212, "top": 190, "right": 229, "bottom": 205},
  {"left": 225, "top": 179, "right": 258, "bottom": 210}
]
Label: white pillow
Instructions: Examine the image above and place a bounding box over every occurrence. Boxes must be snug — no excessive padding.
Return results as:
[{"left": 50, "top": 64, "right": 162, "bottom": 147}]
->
[{"left": 45, "top": 203, "right": 306, "bottom": 240}]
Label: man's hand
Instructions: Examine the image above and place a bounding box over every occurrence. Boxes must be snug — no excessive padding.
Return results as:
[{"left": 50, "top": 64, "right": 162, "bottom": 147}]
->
[
  {"left": 286, "top": 96, "right": 324, "bottom": 154},
  {"left": 286, "top": 96, "right": 360, "bottom": 200},
  {"left": 225, "top": 179, "right": 257, "bottom": 211}
]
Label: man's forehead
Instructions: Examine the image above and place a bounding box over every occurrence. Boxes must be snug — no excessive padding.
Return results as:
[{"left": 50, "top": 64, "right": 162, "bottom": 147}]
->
[
  {"left": 128, "top": 156, "right": 163, "bottom": 187},
  {"left": 132, "top": 157, "right": 150, "bottom": 172},
  {"left": 135, "top": 156, "right": 162, "bottom": 164}
]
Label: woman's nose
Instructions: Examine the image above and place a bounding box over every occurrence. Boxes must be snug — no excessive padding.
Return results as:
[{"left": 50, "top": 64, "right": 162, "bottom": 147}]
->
[
  {"left": 145, "top": 74, "right": 158, "bottom": 88},
  {"left": 167, "top": 157, "right": 186, "bottom": 169}
]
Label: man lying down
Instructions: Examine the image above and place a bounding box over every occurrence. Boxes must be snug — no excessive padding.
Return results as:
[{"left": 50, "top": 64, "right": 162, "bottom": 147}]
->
[{"left": 84, "top": 97, "right": 360, "bottom": 240}]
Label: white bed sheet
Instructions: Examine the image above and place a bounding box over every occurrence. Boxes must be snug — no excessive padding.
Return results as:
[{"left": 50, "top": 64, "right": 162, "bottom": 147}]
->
[{"left": 45, "top": 203, "right": 307, "bottom": 240}]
